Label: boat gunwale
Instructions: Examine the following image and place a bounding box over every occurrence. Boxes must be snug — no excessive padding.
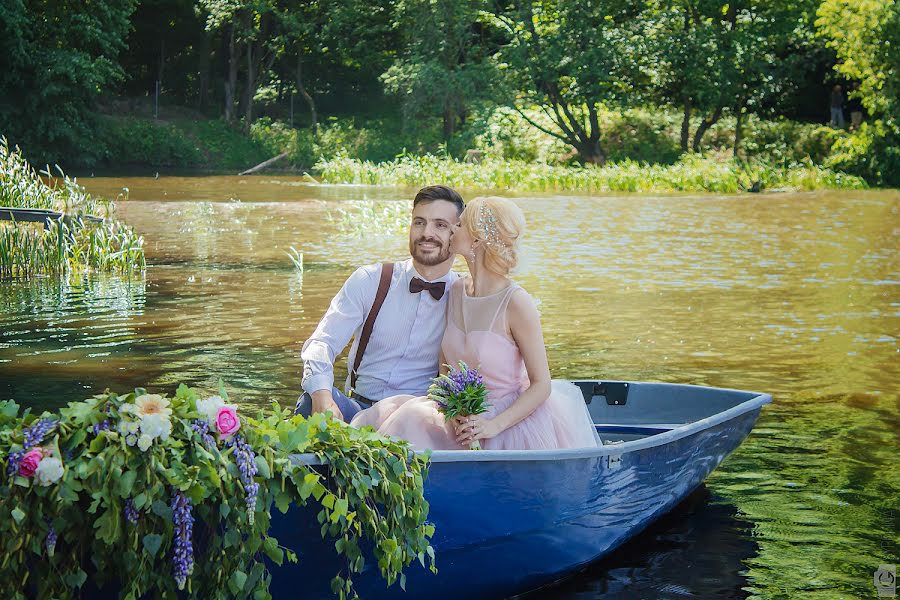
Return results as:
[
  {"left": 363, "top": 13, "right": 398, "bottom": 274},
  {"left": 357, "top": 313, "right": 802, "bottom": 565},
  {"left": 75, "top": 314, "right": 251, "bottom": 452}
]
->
[{"left": 289, "top": 382, "right": 772, "bottom": 466}]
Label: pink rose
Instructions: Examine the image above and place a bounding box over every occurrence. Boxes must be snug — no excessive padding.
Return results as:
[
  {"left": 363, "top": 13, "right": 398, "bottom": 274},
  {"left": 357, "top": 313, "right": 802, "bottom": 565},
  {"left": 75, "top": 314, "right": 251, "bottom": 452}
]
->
[
  {"left": 215, "top": 406, "right": 240, "bottom": 439},
  {"left": 19, "top": 448, "right": 44, "bottom": 477}
]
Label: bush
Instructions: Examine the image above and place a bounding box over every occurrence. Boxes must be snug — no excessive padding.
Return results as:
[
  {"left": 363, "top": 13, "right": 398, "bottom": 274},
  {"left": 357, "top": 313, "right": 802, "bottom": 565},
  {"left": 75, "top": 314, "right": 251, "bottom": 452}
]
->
[
  {"left": 826, "top": 121, "right": 900, "bottom": 187},
  {"left": 99, "top": 117, "right": 203, "bottom": 168}
]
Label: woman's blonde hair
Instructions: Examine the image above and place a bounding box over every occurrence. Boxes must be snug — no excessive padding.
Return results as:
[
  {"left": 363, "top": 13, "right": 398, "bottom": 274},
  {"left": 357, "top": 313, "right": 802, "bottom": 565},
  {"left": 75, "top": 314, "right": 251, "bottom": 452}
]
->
[{"left": 462, "top": 196, "right": 526, "bottom": 274}]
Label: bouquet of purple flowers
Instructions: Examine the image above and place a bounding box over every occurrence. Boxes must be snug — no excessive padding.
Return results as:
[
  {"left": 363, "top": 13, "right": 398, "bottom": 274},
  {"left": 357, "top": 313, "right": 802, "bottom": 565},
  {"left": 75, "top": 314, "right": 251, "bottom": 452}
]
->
[{"left": 427, "top": 361, "right": 491, "bottom": 449}]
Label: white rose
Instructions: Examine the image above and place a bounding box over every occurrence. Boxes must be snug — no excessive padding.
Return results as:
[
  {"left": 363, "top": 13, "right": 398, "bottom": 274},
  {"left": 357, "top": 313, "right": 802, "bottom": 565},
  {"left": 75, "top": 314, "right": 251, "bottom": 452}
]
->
[
  {"left": 35, "top": 457, "right": 64, "bottom": 487},
  {"left": 137, "top": 434, "right": 153, "bottom": 452},
  {"left": 140, "top": 413, "right": 172, "bottom": 440},
  {"left": 196, "top": 396, "right": 225, "bottom": 427}
]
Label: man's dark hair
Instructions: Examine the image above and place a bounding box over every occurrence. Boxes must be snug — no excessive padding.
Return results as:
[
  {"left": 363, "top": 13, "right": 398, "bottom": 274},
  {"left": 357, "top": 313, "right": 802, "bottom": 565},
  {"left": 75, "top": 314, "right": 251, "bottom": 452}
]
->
[{"left": 413, "top": 185, "right": 464, "bottom": 216}]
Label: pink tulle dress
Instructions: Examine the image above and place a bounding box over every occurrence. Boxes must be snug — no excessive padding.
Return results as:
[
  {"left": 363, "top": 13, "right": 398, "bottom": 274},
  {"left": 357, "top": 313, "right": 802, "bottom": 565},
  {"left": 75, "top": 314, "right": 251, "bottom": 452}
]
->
[{"left": 350, "top": 278, "right": 601, "bottom": 451}]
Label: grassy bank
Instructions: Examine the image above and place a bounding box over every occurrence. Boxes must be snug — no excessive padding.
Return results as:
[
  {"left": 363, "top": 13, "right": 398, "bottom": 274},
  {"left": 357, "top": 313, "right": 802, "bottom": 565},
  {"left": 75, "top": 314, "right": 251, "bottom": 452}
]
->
[
  {"left": 0, "top": 138, "right": 145, "bottom": 280},
  {"left": 63, "top": 103, "right": 879, "bottom": 192},
  {"left": 315, "top": 154, "right": 867, "bottom": 193}
]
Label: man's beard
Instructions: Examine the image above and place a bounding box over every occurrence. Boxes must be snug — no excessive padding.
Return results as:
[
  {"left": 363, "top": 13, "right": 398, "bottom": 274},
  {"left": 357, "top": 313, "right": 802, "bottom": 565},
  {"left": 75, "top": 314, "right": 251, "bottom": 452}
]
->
[{"left": 410, "top": 237, "right": 451, "bottom": 266}]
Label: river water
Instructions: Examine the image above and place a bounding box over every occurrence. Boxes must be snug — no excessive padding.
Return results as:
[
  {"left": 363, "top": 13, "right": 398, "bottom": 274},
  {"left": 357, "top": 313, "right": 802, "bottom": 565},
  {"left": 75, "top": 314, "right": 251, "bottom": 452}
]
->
[{"left": 1, "top": 177, "right": 897, "bottom": 598}]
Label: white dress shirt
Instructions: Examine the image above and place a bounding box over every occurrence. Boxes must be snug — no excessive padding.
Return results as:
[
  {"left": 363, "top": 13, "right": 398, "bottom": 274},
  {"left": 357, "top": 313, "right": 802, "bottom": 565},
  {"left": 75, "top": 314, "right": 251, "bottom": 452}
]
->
[{"left": 301, "top": 259, "right": 458, "bottom": 400}]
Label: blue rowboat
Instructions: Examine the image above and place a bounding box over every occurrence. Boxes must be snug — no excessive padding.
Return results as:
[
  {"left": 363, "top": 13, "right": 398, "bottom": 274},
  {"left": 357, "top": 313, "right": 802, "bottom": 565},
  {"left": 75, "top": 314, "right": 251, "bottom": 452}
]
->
[{"left": 268, "top": 381, "right": 771, "bottom": 599}]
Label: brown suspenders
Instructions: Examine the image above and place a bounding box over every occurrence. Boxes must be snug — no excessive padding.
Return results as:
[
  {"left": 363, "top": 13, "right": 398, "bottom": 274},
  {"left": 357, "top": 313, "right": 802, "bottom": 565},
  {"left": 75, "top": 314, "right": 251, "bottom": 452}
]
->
[{"left": 349, "top": 262, "right": 394, "bottom": 392}]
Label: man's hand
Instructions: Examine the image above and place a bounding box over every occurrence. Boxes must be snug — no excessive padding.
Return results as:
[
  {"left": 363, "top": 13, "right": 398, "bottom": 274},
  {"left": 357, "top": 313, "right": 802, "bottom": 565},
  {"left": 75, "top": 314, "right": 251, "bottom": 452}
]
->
[{"left": 311, "top": 389, "right": 344, "bottom": 421}]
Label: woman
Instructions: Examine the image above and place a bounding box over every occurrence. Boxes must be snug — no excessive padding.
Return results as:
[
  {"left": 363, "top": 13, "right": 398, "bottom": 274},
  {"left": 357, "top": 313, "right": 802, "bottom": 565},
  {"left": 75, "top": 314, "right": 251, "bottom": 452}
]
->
[{"left": 351, "top": 197, "right": 600, "bottom": 450}]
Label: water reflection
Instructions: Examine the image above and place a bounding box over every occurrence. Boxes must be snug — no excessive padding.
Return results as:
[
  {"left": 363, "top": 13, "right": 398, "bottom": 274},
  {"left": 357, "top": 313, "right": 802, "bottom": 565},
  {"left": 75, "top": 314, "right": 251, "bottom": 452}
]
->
[
  {"left": 520, "top": 487, "right": 758, "bottom": 599},
  {"left": 0, "top": 178, "right": 897, "bottom": 598}
]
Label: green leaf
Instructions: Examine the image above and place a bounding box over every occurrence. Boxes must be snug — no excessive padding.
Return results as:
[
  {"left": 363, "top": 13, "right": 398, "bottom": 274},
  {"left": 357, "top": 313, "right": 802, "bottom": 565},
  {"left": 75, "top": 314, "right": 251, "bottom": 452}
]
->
[
  {"left": 254, "top": 455, "right": 271, "bottom": 479},
  {"left": 263, "top": 537, "right": 284, "bottom": 565},
  {"left": 64, "top": 568, "right": 87, "bottom": 589},
  {"left": 94, "top": 508, "right": 120, "bottom": 544},
  {"left": 225, "top": 528, "right": 241, "bottom": 548},
  {"left": 151, "top": 499, "right": 173, "bottom": 521},
  {"left": 118, "top": 470, "right": 137, "bottom": 497},
  {"left": 274, "top": 490, "right": 292, "bottom": 514},
  {"left": 11, "top": 507, "right": 25, "bottom": 523},
  {"left": 231, "top": 569, "right": 247, "bottom": 592},
  {"left": 133, "top": 492, "right": 147, "bottom": 510},
  {"left": 142, "top": 534, "right": 163, "bottom": 557}
]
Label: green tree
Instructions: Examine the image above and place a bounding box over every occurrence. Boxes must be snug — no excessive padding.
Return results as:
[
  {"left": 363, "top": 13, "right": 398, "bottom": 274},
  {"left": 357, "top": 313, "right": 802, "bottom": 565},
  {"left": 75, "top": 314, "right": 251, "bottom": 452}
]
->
[
  {"left": 648, "top": 0, "right": 819, "bottom": 155},
  {"left": 488, "top": 0, "right": 650, "bottom": 164},
  {"left": 0, "top": 0, "right": 138, "bottom": 165},
  {"left": 382, "top": 0, "right": 500, "bottom": 141},
  {"left": 817, "top": 0, "right": 900, "bottom": 185}
]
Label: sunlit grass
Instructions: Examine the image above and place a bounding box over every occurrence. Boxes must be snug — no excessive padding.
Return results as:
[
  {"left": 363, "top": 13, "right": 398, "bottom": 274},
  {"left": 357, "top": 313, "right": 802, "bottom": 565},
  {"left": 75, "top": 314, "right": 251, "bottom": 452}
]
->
[
  {"left": 0, "top": 137, "right": 146, "bottom": 280},
  {"left": 315, "top": 153, "right": 868, "bottom": 193}
]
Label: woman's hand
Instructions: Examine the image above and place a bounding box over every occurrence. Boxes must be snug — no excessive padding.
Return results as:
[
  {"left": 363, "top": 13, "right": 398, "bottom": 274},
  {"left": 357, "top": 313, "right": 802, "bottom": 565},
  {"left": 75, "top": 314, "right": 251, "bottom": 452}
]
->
[{"left": 454, "top": 414, "right": 502, "bottom": 446}]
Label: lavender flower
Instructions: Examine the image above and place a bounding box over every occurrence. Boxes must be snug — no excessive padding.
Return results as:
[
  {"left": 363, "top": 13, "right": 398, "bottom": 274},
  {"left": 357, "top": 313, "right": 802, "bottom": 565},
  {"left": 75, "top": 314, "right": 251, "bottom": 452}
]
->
[
  {"left": 427, "top": 362, "right": 491, "bottom": 449},
  {"left": 6, "top": 418, "right": 58, "bottom": 476},
  {"left": 171, "top": 490, "right": 194, "bottom": 590},
  {"left": 24, "top": 418, "right": 57, "bottom": 448},
  {"left": 91, "top": 420, "right": 111, "bottom": 436},
  {"left": 45, "top": 523, "right": 57, "bottom": 557},
  {"left": 124, "top": 498, "right": 139, "bottom": 525},
  {"left": 226, "top": 435, "right": 259, "bottom": 524},
  {"left": 191, "top": 420, "right": 215, "bottom": 448}
]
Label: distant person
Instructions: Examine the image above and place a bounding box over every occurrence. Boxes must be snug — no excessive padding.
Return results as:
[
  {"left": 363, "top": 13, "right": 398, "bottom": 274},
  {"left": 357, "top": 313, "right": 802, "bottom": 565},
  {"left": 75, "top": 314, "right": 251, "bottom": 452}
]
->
[
  {"left": 296, "top": 185, "right": 464, "bottom": 422},
  {"left": 830, "top": 85, "right": 845, "bottom": 128}
]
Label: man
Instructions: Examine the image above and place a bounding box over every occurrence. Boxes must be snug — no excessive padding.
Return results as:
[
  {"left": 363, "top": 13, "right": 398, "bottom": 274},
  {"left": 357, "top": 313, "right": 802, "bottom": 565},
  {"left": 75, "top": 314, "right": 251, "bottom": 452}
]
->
[
  {"left": 296, "top": 185, "right": 464, "bottom": 421},
  {"left": 830, "top": 84, "right": 845, "bottom": 128}
]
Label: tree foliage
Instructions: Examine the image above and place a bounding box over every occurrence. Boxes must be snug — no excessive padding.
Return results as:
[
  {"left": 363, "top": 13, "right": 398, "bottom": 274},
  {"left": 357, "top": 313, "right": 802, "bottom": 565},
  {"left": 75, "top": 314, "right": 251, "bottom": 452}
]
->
[
  {"left": 817, "top": 0, "right": 900, "bottom": 184},
  {"left": 0, "top": 0, "right": 138, "bottom": 165}
]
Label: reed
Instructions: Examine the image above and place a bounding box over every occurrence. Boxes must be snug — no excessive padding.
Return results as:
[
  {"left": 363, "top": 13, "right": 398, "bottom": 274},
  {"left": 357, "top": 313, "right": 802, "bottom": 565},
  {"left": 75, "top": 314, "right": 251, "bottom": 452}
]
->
[
  {"left": 0, "top": 137, "right": 145, "bottom": 280},
  {"left": 314, "top": 153, "right": 868, "bottom": 193}
]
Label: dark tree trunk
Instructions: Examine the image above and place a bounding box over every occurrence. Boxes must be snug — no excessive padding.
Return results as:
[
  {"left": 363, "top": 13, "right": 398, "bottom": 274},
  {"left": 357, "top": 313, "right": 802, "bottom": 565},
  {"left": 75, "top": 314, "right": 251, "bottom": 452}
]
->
[
  {"left": 198, "top": 31, "right": 210, "bottom": 109},
  {"left": 733, "top": 96, "right": 747, "bottom": 158},
  {"left": 244, "top": 38, "right": 253, "bottom": 133},
  {"left": 579, "top": 139, "right": 605, "bottom": 165},
  {"left": 224, "top": 24, "right": 238, "bottom": 123},
  {"left": 680, "top": 96, "right": 692, "bottom": 153},
  {"left": 295, "top": 55, "right": 317, "bottom": 131},
  {"left": 157, "top": 38, "right": 166, "bottom": 89},
  {"left": 692, "top": 105, "right": 723, "bottom": 152},
  {"left": 442, "top": 104, "right": 455, "bottom": 140}
]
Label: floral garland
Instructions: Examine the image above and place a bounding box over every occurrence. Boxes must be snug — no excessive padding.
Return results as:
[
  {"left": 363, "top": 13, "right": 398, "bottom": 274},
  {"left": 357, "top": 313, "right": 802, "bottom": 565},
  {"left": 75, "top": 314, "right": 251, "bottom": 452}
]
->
[{"left": 0, "top": 384, "right": 435, "bottom": 599}]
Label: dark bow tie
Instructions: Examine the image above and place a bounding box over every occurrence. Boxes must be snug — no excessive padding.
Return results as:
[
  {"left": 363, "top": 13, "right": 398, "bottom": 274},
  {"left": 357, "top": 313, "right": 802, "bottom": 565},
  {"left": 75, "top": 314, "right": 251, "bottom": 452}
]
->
[{"left": 409, "top": 277, "right": 446, "bottom": 300}]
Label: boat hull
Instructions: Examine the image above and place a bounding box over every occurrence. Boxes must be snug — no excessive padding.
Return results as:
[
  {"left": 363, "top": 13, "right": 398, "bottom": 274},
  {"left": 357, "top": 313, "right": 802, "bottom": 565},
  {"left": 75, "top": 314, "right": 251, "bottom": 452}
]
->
[{"left": 268, "top": 402, "right": 764, "bottom": 599}]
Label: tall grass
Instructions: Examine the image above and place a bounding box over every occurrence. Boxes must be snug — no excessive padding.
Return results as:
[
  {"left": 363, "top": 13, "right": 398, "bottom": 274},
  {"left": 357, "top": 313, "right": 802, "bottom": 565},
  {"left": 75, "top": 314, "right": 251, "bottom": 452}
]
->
[
  {"left": 314, "top": 153, "right": 867, "bottom": 193},
  {"left": 0, "top": 137, "right": 145, "bottom": 280}
]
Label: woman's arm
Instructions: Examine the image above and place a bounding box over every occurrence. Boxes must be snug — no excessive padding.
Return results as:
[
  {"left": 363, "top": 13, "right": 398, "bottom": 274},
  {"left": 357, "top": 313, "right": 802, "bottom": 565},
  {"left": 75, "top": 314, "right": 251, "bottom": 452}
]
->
[{"left": 456, "top": 290, "right": 551, "bottom": 445}]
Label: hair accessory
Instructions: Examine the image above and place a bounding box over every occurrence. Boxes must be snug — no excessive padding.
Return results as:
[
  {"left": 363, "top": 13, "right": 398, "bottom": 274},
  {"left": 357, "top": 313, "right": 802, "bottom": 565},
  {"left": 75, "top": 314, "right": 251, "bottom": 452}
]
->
[{"left": 476, "top": 203, "right": 511, "bottom": 260}]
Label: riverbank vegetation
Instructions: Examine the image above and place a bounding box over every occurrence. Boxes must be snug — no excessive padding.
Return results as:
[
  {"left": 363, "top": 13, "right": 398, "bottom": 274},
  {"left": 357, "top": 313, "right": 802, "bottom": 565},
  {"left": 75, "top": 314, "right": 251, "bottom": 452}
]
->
[
  {"left": 0, "top": 138, "right": 145, "bottom": 280},
  {"left": 0, "top": 0, "right": 896, "bottom": 187},
  {"left": 315, "top": 154, "right": 865, "bottom": 194}
]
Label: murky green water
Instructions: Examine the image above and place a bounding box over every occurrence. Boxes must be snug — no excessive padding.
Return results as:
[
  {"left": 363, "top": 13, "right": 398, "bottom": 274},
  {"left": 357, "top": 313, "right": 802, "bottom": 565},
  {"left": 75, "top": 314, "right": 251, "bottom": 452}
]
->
[{"left": 1, "top": 177, "right": 897, "bottom": 598}]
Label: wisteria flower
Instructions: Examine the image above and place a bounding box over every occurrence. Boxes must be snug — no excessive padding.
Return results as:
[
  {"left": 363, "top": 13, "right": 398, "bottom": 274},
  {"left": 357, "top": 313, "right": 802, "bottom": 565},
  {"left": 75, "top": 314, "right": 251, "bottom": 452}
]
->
[
  {"left": 215, "top": 406, "right": 240, "bottom": 439},
  {"left": 34, "top": 457, "right": 64, "bottom": 486},
  {"left": 18, "top": 448, "right": 44, "bottom": 477}
]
